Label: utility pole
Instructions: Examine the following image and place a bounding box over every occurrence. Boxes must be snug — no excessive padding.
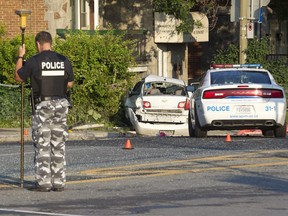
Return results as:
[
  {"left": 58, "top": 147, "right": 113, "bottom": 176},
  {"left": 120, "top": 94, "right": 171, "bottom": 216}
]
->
[{"left": 239, "top": 0, "right": 249, "bottom": 64}]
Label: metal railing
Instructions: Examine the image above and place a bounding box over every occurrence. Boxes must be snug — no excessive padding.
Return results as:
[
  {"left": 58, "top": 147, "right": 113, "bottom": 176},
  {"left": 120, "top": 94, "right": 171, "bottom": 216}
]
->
[{"left": 266, "top": 54, "right": 288, "bottom": 63}]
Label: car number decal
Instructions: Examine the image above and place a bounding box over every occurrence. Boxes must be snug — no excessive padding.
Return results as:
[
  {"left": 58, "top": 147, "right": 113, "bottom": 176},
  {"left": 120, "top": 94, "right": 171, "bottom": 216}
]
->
[{"left": 265, "top": 106, "right": 276, "bottom": 111}]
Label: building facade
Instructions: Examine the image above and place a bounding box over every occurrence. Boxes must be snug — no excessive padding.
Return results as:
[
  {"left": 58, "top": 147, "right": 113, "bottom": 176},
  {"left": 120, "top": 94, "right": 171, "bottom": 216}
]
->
[{"left": 1, "top": 0, "right": 287, "bottom": 84}]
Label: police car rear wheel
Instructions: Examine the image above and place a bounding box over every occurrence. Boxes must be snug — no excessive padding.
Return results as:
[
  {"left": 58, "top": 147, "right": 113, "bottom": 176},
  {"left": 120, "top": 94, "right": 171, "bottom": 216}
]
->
[
  {"left": 274, "top": 124, "right": 287, "bottom": 138},
  {"left": 262, "top": 129, "right": 274, "bottom": 137},
  {"left": 194, "top": 110, "right": 207, "bottom": 138}
]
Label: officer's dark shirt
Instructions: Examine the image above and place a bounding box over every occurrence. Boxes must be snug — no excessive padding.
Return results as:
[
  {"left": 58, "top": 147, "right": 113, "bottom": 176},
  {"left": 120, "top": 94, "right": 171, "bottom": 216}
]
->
[{"left": 18, "top": 50, "right": 74, "bottom": 98}]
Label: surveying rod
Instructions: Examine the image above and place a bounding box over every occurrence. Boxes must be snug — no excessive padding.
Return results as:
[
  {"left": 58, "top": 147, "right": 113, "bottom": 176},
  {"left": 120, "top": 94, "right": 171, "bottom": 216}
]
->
[{"left": 15, "top": 9, "right": 31, "bottom": 188}]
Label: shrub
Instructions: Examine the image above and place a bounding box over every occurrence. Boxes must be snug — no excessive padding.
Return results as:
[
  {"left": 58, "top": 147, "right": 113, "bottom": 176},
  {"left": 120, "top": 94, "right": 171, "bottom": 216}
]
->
[
  {"left": 54, "top": 31, "right": 137, "bottom": 126},
  {"left": 0, "top": 85, "right": 31, "bottom": 127},
  {"left": 0, "top": 30, "right": 137, "bottom": 128},
  {"left": 212, "top": 43, "right": 239, "bottom": 64},
  {"left": 0, "top": 33, "right": 36, "bottom": 127}
]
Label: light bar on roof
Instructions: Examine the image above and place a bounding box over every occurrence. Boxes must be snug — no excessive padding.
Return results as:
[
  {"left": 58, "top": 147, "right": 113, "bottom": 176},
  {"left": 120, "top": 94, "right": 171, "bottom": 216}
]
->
[{"left": 210, "top": 64, "right": 263, "bottom": 69}]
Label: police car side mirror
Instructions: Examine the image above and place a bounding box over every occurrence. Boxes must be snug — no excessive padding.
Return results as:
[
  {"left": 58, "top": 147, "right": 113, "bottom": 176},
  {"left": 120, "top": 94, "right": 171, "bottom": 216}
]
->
[
  {"left": 186, "top": 85, "right": 195, "bottom": 93},
  {"left": 186, "top": 86, "right": 195, "bottom": 98}
]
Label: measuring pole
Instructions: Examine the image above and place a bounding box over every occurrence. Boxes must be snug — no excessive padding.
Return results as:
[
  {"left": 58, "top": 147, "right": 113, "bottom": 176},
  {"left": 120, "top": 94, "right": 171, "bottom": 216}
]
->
[
  {"left": 15, "top": 9, "right": 31, "bottom": 188},
  {"left": 239, "top": 0, "right": 249, "bottom": 64}
]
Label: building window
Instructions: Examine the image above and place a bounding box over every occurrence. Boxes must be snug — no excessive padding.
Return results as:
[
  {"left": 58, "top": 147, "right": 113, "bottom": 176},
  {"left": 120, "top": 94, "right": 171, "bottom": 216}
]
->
[
  {"left": 73, "top": 0, "right": 90, "bottom": 30},
  {"left": 80, "top": 0, "right": 89, "bottom": 29}
]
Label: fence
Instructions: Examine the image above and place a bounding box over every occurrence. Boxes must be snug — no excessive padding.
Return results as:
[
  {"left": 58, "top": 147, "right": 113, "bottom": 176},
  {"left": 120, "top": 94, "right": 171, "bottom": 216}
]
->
[
  {"left": 266, "top": 54, "right": 288, "bottom": 64},
  {"left": 0, "top": 83, "right": 31, "bottom": 127}
]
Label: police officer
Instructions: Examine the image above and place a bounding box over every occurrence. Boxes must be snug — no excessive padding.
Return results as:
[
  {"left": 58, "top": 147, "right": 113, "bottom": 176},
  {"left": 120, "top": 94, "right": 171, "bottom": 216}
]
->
[{"left": 14, "top": 31, "right": 74, "bottom": 192}]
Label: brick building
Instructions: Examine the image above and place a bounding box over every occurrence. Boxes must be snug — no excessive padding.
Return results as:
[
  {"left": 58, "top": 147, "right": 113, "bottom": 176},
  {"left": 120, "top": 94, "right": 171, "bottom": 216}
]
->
[
  {"left": 0, "top": 0, "right": 71, "bottom": 39},
  {"left": 1, "top": 0, "right": 47, "bottom": 38}
]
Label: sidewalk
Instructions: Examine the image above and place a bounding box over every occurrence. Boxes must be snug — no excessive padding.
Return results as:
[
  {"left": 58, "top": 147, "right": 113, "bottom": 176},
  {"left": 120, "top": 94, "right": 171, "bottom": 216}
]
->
[{"left": 0, "top": 127, "right": 132, "bottom": 143}]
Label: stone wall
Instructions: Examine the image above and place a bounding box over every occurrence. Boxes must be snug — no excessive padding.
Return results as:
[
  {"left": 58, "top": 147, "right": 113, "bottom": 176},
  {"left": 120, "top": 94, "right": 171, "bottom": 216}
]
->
[{"left": 44, "top": 0, "right": 71, "bottom": 36}]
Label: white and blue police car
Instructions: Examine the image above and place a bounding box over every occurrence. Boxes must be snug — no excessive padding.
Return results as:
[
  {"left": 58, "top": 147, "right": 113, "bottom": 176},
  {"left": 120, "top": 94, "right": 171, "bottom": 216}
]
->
[{"left": 189, "top": 64, "right": 287, "bottom": 138}]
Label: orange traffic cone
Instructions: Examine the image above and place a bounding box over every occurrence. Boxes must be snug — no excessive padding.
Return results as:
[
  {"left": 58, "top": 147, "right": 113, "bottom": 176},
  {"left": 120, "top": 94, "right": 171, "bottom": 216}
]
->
[
  {"left": 225, "top": 134, "right": 232, "bottom": 142},
  {"left": 24, "top": 129, "right": 28, "bottom": 136},
  {"left": 123, "top": 139, "right": 134, "bottom": 150}
]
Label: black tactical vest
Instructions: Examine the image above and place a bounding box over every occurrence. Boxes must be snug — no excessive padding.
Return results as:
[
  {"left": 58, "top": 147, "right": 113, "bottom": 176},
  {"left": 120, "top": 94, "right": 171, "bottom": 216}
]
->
[{"left": 31, "top": 51, "right": 69, "bottom": 97}]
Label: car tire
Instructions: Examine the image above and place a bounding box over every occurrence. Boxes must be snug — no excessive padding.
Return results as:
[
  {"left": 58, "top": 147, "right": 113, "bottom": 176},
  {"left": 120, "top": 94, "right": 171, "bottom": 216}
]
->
[
  {"left": 274, "top": 124, "right": 287, "bottom": 138},
  {"left": 188, "top": 112, "right": 195, "bottom": 137},
  {"left": 194, "top": 110, "right": 207, "bottom": 138},
  {"left": 262, "top": 129, "right": 274, "bottom": 137}
]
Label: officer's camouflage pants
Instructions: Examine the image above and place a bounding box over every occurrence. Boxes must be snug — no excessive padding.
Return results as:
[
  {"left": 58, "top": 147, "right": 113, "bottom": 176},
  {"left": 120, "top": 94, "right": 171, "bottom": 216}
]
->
[{"left": 32, "top": 98, "right": 70, "bottom": 188}]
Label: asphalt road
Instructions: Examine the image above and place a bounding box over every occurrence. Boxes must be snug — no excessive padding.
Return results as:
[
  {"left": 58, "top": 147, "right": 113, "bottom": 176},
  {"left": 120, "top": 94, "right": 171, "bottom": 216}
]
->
[{"left": 0, "top": 134, "right": 288, "bottom": 216}]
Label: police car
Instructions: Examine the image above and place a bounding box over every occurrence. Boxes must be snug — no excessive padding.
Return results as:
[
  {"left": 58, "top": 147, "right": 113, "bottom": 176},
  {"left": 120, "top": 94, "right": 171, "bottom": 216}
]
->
[{"left": 189, "top": 64, "right": 287, "bottom": 138}]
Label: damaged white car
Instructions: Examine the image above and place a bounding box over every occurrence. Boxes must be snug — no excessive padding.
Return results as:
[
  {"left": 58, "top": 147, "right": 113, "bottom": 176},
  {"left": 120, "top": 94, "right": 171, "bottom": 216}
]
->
[{"left": 124, "top": 75, "right": 192, "bottom": 136}]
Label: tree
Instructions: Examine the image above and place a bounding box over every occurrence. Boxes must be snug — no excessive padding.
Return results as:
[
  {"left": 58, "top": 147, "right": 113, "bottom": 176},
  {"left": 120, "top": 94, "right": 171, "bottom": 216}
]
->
[
  {"left": 212, "top": 37, "right": 288, "bottom": 90},
  {"left": 153, "top": 0, "right": 229, "bottom": 32},
  {"left": 268, "top": 0, "right": 288, "bottom": 21},
  {"left": 153, "top": 0, "right": 197, "bottom": 33}
]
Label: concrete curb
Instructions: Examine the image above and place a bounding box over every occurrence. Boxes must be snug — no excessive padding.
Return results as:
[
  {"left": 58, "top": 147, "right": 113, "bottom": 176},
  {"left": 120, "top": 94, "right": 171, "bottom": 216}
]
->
[
  {"left": 1, "top": 126, "right": 287, "bottom": 143},
  {"left": 0, "top": 128, "right": 136, "bottom": 143}
]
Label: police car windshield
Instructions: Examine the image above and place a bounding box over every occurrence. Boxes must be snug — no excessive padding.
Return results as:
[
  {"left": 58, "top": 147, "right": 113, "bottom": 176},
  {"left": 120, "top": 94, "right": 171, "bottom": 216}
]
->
[{"left": 211, "top": 70, "right": 271, "bottom": 85}]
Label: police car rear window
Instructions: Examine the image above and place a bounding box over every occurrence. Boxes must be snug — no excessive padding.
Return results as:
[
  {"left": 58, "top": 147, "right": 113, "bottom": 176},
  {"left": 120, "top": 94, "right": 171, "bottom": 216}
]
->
[
  {"left": 211, "top": 71, "right": 271, "bottom": 85},
  {"left": 144, "top": 82, "right": 186, "bottom": 96}
]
